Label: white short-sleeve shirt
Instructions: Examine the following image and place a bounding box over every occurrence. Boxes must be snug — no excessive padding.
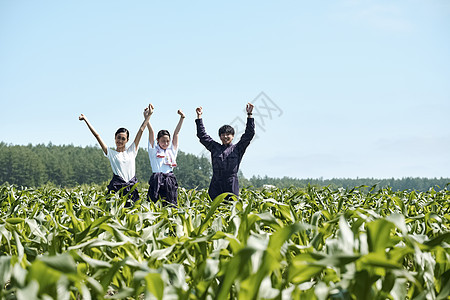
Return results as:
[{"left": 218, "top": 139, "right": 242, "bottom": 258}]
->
[
  {"left": 105, "top": 142, "right": 138, "bottom": 182},
  {"left": 148, "top": 140, "right": 178, "bottom": 174}
]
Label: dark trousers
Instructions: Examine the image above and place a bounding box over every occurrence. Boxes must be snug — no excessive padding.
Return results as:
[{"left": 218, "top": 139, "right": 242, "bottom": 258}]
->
[
  {"left": 107, "top": 174, "right": 139, "bottom": 207},
  {"left": 147, "top": 172, "right": 178, "bottom": 206},
  {"left": 208, "top": 174, "right": 239, "bottom": 200}
]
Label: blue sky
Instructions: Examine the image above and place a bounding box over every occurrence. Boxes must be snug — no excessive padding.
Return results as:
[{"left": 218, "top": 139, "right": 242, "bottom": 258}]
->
[{"left": 1, "top": 1, "right": 449, "bottom": 179}]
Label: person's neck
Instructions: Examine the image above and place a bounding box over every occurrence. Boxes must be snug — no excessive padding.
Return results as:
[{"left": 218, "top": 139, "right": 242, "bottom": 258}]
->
[{"left": 116, "top": 146, "right": 125, "bottom": 152}]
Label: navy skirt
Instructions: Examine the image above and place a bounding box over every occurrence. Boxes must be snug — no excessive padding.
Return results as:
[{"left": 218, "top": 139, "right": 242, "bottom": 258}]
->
[
  {"left": 107, "top": 174, "right": 139, "bottom": 207},
  {"left": 147, "top": 172, "right": 178, "bottom": 206}
]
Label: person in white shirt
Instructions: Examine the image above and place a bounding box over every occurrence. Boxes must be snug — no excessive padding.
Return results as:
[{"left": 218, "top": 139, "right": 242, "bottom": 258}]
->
[
  {"left": 78, "top": 104, "right": 152, "bottom": 206},
  {"left": 145, "top": 104, "right": 185, "bottom": 206}
]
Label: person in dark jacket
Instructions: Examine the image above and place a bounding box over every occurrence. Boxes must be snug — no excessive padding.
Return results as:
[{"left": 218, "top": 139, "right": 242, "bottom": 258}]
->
[{"left": 195, "top": 103, "right": 255, "bottom": 200}]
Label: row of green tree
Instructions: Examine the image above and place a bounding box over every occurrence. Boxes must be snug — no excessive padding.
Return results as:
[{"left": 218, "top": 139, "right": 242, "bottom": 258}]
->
[
  {"left": 1, "top": 143, "right": 449, "bottom": 191},
  {"left": 0, "top": 143, "right": 212, "bottom": 189},
  {"left": 247, "top": 175, "right": 450, "bottom": 192}
]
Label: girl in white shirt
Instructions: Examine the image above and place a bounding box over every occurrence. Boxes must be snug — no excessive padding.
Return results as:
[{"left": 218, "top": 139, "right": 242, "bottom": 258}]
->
[
  {"left": 144, "top": 104, "right": 185, "bottom": 206},
  {"left": 79, "top": 104, "right": 152, "bottom": 206}
]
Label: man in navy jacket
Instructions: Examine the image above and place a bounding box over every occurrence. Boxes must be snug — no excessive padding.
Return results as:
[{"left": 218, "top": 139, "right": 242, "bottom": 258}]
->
[{"left": 195, "top": 103, "right": 255, "bottom": 200}]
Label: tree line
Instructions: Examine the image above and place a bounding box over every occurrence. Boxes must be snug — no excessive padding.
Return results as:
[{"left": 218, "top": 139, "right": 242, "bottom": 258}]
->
[
  {"left": 0, "top": 142, "right": 212, "bottom": 189},
  {"left": 1, "top": 142, "right": 449, "bottom": 191},
  {"left": 247, "top": 175, "right": 450, "bottom": 192}
]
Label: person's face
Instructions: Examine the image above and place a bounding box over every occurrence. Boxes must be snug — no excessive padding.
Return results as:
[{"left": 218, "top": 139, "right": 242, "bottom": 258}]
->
[
  {"left": 115, "top": 132, "right": 128, "bottom": 148},
  {"left": 158, "top": 135, "right": 171, "bottom": 150},
  {"left": 220, "top": 133, "right": 234, "bottom": 145}
]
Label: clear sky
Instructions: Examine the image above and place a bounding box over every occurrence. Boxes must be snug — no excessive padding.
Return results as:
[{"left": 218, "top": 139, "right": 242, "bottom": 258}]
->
[{"left": 1, "top": 1, "right": 449, "bottom": 179}]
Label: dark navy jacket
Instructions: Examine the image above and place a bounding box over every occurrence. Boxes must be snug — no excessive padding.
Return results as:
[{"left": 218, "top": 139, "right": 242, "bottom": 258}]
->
[{"left": 196, "top": 117, "right": 255, "bottom": 199}]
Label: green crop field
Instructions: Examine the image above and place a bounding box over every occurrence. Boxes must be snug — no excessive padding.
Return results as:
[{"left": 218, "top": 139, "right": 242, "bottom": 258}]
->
[{"left": 0, "top": 184, "right": 449, "bottom": 300}]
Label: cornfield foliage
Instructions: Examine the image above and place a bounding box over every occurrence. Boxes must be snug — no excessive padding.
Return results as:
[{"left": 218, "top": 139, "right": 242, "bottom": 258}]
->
[{"left": 0, "top": 184, "right": 449, "bottom": 300}]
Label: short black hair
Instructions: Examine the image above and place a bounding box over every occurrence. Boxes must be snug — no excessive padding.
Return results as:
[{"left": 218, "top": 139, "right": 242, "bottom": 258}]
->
[
  {"left": 157, "top": 130, "right": 171, "bottom": 140},
  {"left": 115, "top": 128, "right": 129, "bottom": 140},
  {"left": 218, "top": 125, "right": 234, "bottom": 136}
]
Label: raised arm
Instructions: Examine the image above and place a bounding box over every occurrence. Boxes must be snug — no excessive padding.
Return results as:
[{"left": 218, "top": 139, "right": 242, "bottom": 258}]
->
[
  {"left": 172, "top": 109, "right": 185, "bottom": 151},
  {"left": 196, "top": 106, "right": 203, "bottom": 119},
  {"left": 246, "top": 102, "right": 254, "bottom": 118},
  {"left": 145, "top": 104, "right": 155, "bottom": 148},
  {"left": 237, "top": 102, "right": 256, "bottom": 153},
  {"left": 79, "top": 114, "right": 108, "bottom": 155},
  {"left": 133, "top": 103, "right": 153, "bottom": 151},
  {"left": 195, "top": 106, "right": 218, "bottom": 151}
]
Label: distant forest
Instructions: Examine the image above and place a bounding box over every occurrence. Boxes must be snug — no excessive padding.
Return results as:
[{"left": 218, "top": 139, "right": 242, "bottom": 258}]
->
[{"left": 1, "top": 143, "right": 449, "bottom": 191}]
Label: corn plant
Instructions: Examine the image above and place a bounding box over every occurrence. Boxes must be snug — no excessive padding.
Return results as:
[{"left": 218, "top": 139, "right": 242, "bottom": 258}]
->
[{"left": 0, "top": 184, "right": 449, "bottom": 299}]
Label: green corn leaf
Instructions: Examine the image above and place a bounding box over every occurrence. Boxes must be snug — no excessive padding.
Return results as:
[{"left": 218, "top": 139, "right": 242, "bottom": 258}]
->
[
  {"left": 28, "top": 260, "right": 61, "bottom": 293},
  {"left": 0, "top": 183, "right": 448, "bottom": 299},
  {"left": 288, "top": 260, "right": 324, "bottom": 284},
  {"left": 6, "top": 217, "right": 25, "bottom": 224},
  {"left": 39, "top": 253, "right": 78, "bottom": 274},
  {"left": 196, "top": 192, "right": 237, "bottom": 235},
  {"left": 366, "top": 219, "right": 395, "bottom": 253},
  {"left": 0, "top": 256, "right": 11, "bottom": 289},
  {"left": 16, "top": 280, "right": 39, "bottom": 300},
  {"left": 359, "top": 252, "right": 402, "bottom": 269},
  {"left": 423, "top": 232, "right": 450, "bottom": 248},
  {"left": 145, "top": 273, "right": 164, "bottom": 300}
]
